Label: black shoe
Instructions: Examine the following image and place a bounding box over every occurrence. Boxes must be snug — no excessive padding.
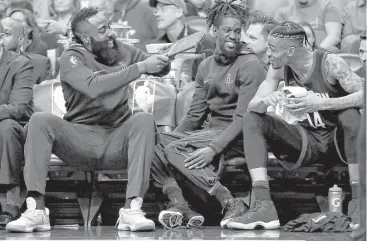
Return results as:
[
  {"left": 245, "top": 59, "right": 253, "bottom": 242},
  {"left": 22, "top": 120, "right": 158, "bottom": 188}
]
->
[
  {"left": 220, "top": 198, "right": 249, "bottom": 228},
  {"left": 159, "top": 201, "right": 204, "bottom": 229},
  {"left": 0, "top": 212, "right": 15, "bottom": 227}
]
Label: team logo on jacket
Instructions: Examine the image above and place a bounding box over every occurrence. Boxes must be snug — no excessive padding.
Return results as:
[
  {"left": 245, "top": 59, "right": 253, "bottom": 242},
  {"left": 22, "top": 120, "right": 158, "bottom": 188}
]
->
[
  {"left": 69, "top": 56, "right": 80, "bottom": 67},
  {"left": 225, "top": 74, "right": 234, "bottom": 90}
]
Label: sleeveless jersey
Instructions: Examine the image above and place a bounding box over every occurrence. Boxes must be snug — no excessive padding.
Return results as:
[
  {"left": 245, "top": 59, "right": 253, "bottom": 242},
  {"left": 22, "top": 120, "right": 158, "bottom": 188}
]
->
[{"left": 284, "top": 50, "right": 348, "bottom": 132}]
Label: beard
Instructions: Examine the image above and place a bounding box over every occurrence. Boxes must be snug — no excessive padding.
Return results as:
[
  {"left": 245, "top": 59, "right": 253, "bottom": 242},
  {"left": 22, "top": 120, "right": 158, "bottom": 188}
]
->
[{"left": 90, "top": 36, "right": 122, "bottom": 66}]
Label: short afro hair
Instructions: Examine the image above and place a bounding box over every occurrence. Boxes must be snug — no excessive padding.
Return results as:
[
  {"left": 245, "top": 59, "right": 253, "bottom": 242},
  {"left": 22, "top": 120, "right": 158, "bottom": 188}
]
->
[
  {"left": 206, "top": 0, "right": 247, "bottom": 28},
  {"left": 70, "top": 7, "right": 99, "bottom": 43},
  {"left": 248, "top": 15, "right": 279, "bottom": 37}
]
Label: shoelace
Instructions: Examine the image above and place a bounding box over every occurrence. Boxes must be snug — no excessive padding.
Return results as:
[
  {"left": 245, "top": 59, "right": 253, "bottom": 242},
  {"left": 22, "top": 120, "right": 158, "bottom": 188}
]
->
[
  {"left": 115, "top": 210, "right": 146, "bottom": 227},
  {"left": 248, "top": 200, "right": 263, "bottom": 213},
  {"left": 222, "top": 199, "right": 240, "bottom": 215},
  {"left": 19, "top": 209, "right": 43, "bottom": 223}
]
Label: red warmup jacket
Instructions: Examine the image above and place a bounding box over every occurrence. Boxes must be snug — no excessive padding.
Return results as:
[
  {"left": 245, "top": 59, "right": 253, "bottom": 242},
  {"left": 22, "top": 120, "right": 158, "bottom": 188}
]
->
[
  {"left": 59, "top": 40, "right": 170, "bottom": 127},
  {"left": 175, "top": 46, "right": 266, "bottom": 154}
]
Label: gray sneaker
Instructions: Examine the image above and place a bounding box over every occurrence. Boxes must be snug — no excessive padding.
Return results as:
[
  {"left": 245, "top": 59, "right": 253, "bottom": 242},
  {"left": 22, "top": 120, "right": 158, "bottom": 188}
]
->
[
  {"left": 6, "top": 197, "right": 51, "bottom": 233},
  {"left": 220, "top": 198, "right": 249, "bottom": 228},
  {"left": 226, "top": 200, "right": 280, "bottom": 230}
]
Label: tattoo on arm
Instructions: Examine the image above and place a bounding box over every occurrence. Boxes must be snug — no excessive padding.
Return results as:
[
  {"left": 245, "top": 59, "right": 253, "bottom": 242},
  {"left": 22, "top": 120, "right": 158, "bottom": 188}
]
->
[
  {"left": 324, "top": 54, "right": 364, "bottom": 93},
  {"left": 323, "top": 54, "right": 364, "bottom": 110}
]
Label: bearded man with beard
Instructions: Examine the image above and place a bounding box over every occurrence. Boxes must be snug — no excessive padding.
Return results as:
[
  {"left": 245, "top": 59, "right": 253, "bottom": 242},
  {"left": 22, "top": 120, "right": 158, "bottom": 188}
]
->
[
  {"left": 150, "top": 0, "right": 266, "bottom": 230},
  {"left": 6, "top": 7, "right": 171, "bottom": 233}
]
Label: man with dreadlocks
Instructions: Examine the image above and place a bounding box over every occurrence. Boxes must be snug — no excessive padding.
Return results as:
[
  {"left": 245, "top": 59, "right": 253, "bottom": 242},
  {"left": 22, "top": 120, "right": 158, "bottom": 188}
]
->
[
  {"left": 151, "top": 0, "right": 266, "bottom": 230},
  {"left": 226, "top": 21, "right": 363, "bottom": 230}
]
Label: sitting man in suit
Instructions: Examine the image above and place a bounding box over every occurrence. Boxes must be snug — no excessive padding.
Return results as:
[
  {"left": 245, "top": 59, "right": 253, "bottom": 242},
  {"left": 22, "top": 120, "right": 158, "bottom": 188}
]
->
[
  {"left": 1, "top": 17, "right": 51, "bottom": 84},
  {"left": 0, "top": 20, "right": 34, "bottom": 227}
]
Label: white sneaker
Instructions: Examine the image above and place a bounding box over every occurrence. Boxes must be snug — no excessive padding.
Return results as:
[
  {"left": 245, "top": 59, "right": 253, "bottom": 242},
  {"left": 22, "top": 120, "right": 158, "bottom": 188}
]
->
[
  {"left": 115, "top": 197, "right": 155, "bottom": 232},
  {"left": 6, "top": 197, "right": 51, "bottom": 233}
]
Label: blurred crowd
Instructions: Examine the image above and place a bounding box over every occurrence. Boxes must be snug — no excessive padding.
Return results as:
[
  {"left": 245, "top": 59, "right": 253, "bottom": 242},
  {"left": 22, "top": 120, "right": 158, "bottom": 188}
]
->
[{"left": 0, "top": 0, "right": 365, "bottom": 57}]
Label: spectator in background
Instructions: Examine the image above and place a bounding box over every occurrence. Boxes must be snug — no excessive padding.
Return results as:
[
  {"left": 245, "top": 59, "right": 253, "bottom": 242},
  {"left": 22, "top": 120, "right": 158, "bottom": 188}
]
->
[
  {"left": 9, "top": 8, "right": 48, "bottom": 56},
  {"left": 341, "top": 0, "right": 366, "bottom": 53},
  {"left": 355, "top": 33, "right": 366, "bottom": 79},
  {"left": 274, "top": 0, "right": 343, "bottom": 52},
  {"left": 149, "top": 0, "right": 215, "bottom": 81},
  {"left": 40, "top": 0, "right": 80, "bottom": 50},
  {"left": 241, "top": 15, "right": 278, "bottom": 70},
  {"left": 299, "top": 21, "right": 317, "bottom": 50},
  {"left": 184, "top": 0, "right": 212, "bottom": 17},
  {"left": 1, "top": 18, "right": 51, "bottom": 84},
  {"left": 0, "top": 20, "right": 34, "bottom": 228},
  {"left": 250, "top": 0, "right": 289, "bottom": 18},
  {"left": 0, "top": 0, "right": 10, "bottom": 19},
  {"left": 93, "top": 0, "right": 160, "bottom": 51}
]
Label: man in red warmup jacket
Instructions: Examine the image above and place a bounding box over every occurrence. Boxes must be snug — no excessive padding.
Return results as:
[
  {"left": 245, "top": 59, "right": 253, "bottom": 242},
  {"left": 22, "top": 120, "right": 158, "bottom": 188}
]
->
[
  {"left": 150, "top": 0, "right": 266, "bottom": 230},
  {"left": 6, "top": 7, "right": 171, "bottom": 233}
]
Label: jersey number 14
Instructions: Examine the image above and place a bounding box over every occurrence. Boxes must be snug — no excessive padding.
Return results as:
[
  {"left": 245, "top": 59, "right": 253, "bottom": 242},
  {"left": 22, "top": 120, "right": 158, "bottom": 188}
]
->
[{"left": 306, "top": 112, "right": 326, "bottom": 128}]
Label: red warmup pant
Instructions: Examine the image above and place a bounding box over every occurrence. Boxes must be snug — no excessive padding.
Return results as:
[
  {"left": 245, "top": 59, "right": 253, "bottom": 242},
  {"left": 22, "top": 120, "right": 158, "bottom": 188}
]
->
[
  {"left": 152, "top": 130, "right": 244, "bottom": 193},
  {"left": 23, "top": 112, "right": 157, "bottom": 199}
]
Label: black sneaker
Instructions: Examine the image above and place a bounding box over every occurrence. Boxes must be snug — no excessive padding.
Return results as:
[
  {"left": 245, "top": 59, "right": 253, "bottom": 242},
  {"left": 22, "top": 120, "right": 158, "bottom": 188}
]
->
[
  {"left": 226, "top": 200, "right": 280, "bottom": 230},
  {"left": 348, "top": 199, "right": 360, "bottom": 231},
  {"left": 0, "top": 212, "right": 15, "bottom": 227},
  {"left": 220, "top": 198, "right": 249, "bottom": 228},
  {"left": 158, "top": 202, "right": 204, "bottom": 229}
]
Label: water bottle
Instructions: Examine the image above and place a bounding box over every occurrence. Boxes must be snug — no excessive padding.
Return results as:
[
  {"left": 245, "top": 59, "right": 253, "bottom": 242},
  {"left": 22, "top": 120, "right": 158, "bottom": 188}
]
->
[{"left": 328, "top": 184, "right": 343, "bottom": 213}]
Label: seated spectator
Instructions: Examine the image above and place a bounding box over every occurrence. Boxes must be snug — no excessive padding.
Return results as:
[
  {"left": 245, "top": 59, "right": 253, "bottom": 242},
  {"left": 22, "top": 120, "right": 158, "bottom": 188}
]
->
[
  {"left": 250, "top": 0, "right": 289, "bottom": 18},
  {"left": 355, "top": 33, "right": 366, "bottom": 79},
  {"left": 341, "top": 0, "right": 366, "bottom": 53},
  {"left": 151, "top": 0, "right": 266, "bottom": 230},
  {"left": 241, "top": 15, "right": 278, "bottom": 70},
  {"left": 9, "top": 8, "right": 48, "bottom": 56},
  {"left": 0, "top": 0, "right": 10, "bottom": 19},
  {"left": 41, "top": 0, "right": 79, "bottom": 37},
  {"left": 227, "top": 21, "right": 362, "bottom": 231},
  {"left": 274, "top": 0, "right": 343, "bottom": 52},
  {"left": 0, "top": 21, "right": 34, "bottom": 227},
  {"left": 1, "top": 17, "right": 51, "bottom": 84},
  {"left": 6, "top": 7, "right": 172, "bottom": 233},
  {"left": 299, "top": 21, "right": 317, "bottom": 50},
  {"left": 149, "top": 0, "right": 216, "bottom": 80},
  {"left": 94, "top": 0, "right": 160, "bottom": 51},
  {"left": 184, "top": 0, "right": 212, "bottom": 17}
]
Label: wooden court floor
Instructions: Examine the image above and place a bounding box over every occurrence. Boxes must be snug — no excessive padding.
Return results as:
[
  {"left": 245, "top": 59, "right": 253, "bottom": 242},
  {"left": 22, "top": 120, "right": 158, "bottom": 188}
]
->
[{"left": 0, "top": 226, "right": 354, "bottom": 240}]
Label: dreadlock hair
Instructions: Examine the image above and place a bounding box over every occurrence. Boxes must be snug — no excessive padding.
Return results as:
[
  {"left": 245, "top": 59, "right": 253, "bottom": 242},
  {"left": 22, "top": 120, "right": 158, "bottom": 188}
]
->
[
  {"left": 206, "top": 0, "right": 247, "bottom": 28},
  {"left": 70, "top": 7, "right": 99, "bottom": 44},
  {"left": 248, "top": 15, "right": 279, "bottom": 37}
]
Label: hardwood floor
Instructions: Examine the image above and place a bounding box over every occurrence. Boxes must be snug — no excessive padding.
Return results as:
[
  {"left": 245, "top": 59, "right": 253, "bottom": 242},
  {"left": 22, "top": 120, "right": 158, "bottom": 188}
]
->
[{"left": 0, "top": 226, "right": 354, "bottom": 240}]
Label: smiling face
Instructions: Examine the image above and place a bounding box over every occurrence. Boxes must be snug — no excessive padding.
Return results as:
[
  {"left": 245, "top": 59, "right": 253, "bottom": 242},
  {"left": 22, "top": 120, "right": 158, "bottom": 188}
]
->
[
  {"left": 266, "top": 41, "right": 292, "bottom": 70},
  {"left": 78, "top": 12, "right": 121, "bottom": 65},
  {"left": 154, "top": 3, "right": 181, "bottom": 30},
  {"left": 213, "top": 16, "right": 242, "bottom": 57}
]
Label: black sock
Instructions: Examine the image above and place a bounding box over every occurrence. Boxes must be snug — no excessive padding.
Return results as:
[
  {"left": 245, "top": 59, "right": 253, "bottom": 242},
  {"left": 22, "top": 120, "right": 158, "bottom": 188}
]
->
[
  {"left": 212, "top": 184, "right": 233, "bottom": 204},
  {"left": 28, "top": 191, "right": 45, "bottom": 209},
  {"left": 350, "top": 180, "right": 360, "bottom": 199},
  {"left": 163, "top": 183, "right": 186, "bottom": 203},
  {"left": 253, "top": 180, "right": 271, "bottom": 201}
]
